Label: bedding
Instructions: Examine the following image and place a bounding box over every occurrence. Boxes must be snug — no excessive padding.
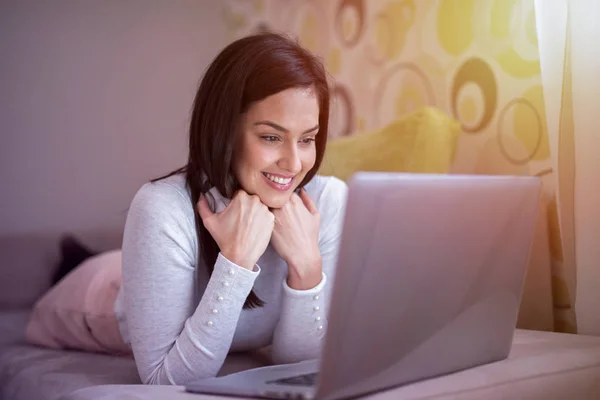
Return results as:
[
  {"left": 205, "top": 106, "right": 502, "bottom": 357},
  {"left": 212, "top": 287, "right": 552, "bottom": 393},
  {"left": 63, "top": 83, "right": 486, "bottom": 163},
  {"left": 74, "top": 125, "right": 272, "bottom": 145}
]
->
[
  {"left": 58, "top": 330, "right": 600, "bottom": 400},
  {"left": 0, "top": 309, "right": 271, "bottom": 400},
  {"left": 0, "top": 343, "right": 140, "bottom": 400},
  {"left": 25, "top": 250, "right": 129, "bottom": 355}
]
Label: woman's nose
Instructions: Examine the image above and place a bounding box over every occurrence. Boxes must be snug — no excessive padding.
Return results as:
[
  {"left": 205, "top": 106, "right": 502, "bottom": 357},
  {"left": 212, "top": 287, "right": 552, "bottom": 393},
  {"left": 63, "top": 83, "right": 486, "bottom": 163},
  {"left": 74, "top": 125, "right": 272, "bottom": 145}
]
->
[{"left": 278, "top": 145, "right": 302, "bottom": 174}]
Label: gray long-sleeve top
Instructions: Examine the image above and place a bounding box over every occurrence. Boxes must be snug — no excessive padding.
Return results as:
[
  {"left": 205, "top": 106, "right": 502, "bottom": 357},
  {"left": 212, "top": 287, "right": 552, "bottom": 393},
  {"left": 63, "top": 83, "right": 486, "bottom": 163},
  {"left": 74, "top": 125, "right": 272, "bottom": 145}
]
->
[{"left": 115, "top": 173, "right": 348, "bottom": 385}]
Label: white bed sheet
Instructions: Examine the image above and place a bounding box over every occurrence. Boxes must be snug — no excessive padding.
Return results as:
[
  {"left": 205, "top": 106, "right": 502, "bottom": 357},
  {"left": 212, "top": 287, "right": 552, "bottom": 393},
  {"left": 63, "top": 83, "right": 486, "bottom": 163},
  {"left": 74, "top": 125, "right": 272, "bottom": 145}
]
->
[{"left": 60, "top": 330, "right": 600, "bottom": 400}]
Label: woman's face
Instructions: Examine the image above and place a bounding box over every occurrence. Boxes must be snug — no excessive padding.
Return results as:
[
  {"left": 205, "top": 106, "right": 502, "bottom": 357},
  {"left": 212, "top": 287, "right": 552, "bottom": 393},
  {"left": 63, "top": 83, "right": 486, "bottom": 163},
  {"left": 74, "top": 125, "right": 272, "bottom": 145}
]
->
[{"left": 234, "top": 87, "right": 319, "bottom": 209}]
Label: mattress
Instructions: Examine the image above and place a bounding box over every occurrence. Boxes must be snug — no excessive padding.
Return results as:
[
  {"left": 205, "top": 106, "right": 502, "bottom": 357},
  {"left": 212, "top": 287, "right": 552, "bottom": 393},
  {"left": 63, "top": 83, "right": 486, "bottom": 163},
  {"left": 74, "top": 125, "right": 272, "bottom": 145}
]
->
[
  {"left": 0, "top": 308, "right": 140, "bottom": 400},
  {"left": 0, "top": 309, "right": 270, "bottom": 400},
  {"left": 0, "top": 309, "right": 30, "bottom": 347},
  {"left": 59, "top": 329, "right": 600, "bottom": 400},
  {"left": 3, "top": 310, "right": 600, "bottom": 400}
]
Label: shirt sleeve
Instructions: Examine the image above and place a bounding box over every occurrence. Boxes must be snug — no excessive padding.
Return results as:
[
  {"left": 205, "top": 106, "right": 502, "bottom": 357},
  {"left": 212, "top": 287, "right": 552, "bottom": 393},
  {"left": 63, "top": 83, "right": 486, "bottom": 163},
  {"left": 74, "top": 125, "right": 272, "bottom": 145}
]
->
[
  {"left": 270, "top": 177, "right": 349, "bottom": 364},
  {"left": 121, "top": 182, "right": 259, "bottom": 385}
]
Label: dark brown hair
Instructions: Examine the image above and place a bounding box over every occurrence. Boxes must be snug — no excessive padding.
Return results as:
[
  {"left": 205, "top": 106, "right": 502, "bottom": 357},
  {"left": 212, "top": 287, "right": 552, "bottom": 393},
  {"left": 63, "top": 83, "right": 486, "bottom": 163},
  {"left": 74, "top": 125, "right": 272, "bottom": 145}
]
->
[{"left": 153, "top": 32, "right": 330, "bottom": 308}]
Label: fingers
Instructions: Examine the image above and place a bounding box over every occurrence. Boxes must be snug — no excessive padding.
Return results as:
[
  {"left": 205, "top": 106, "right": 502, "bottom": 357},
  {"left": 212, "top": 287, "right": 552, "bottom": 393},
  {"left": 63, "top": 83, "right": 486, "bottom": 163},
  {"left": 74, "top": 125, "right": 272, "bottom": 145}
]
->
[
  {"left": 299, "top": 188, "right": 319, "bottom": 215},
  {"left": 197, "top": 193, "right": 214, "bottom": 222},
  {"left": 233, "top": 190, "right": 260, "bottom": 204},
  {"left": 249, "top": 193, "right": 263, "bottom": 207},
  {"left": 233, "top": 190, "right": 270, "bottom": 212},
  {"left": 267, "top": 209, "right": 276, "bottom": 228},
  {"left": 232, "top": 189, "right": 249, "bottom": 200}
]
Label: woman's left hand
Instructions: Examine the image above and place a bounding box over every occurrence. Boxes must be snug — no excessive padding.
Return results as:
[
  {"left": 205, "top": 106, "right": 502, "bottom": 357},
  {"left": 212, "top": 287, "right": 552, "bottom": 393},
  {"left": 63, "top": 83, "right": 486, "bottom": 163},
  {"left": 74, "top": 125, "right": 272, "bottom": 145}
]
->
[{"left": 271, "top": 189, "right": 322, "bottom": 290}]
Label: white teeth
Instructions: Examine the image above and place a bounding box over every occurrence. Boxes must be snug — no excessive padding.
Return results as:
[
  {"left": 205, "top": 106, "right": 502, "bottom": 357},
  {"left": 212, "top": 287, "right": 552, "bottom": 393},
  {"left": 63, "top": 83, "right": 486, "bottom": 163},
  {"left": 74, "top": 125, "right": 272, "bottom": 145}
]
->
[{"left": 265, "top": 173, "right": 292, "bottom": 185}]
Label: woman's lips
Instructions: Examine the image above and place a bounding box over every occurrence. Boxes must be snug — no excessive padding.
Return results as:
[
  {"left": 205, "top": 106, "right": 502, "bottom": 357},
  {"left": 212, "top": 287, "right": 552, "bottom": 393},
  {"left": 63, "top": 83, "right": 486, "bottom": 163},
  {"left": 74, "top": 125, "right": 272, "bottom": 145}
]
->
[{"left": 262, "top": 172, "right": 294, "bottom": 191}]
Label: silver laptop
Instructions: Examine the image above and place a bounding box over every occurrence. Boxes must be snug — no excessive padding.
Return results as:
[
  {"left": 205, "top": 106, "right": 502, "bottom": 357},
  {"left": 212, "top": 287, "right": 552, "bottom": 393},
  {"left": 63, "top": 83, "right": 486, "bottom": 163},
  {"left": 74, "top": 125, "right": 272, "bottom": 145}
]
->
[{"left": 186, "top": 172, "right": 542, "bottom": 400}]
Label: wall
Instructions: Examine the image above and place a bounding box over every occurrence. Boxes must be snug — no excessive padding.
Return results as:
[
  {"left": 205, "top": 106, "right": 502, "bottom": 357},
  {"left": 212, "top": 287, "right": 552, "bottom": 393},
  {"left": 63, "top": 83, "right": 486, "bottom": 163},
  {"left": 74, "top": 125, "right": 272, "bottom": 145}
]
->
[
  {"left": 224, "top": 0, "right": 568, "bottom": 331},
  {"left": 224, "top": 0, "right": 550, "bottom": 175},
  {"left": 0, "top": 0, "right": 226, "bottom": 238}
]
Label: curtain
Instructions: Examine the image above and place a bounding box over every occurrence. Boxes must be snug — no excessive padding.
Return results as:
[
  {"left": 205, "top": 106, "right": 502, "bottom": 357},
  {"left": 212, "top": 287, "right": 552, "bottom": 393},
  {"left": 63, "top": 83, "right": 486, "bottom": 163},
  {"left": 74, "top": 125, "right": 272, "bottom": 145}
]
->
[{"left": 535, "top": 0, "right": 600, "bottom": 335}]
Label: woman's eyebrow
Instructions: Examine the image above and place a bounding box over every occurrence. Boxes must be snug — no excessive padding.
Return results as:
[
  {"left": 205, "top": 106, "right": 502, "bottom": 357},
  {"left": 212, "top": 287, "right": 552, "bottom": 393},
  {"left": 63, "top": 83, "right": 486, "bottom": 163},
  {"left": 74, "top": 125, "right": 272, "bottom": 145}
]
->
[{"left": 254, "top": 121, "right": 319, "bottom": 134}]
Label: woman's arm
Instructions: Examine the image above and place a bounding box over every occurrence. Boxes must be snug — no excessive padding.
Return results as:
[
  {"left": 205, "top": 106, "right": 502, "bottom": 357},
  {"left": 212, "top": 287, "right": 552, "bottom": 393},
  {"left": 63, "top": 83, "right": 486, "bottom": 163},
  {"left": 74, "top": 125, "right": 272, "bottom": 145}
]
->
[
  {"left": 270, "top": 178, "right": 348, "bottom": 364},
  {"left": 121, "top": 182, "right": 259, "bottom": 385}
]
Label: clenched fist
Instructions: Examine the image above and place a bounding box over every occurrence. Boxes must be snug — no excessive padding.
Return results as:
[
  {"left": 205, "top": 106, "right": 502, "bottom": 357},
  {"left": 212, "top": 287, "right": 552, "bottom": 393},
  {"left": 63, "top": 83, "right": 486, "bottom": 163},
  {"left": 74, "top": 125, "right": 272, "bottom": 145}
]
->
[
  {"left": 197, "top": 191, "right": 274, "bottom": 270},
  {"left": 271, "top": 189, "right": 322, "bottom": 289}
]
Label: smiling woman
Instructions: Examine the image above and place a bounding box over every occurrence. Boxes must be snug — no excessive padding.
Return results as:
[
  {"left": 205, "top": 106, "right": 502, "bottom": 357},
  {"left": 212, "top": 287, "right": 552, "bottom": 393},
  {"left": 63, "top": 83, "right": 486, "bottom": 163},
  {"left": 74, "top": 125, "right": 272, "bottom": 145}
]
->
[
  {"left": 114, "top": 32, "right": 349, "bottom": 385},
  {"left": 235, "top": 87, "right": 320, "bottom": 208}
]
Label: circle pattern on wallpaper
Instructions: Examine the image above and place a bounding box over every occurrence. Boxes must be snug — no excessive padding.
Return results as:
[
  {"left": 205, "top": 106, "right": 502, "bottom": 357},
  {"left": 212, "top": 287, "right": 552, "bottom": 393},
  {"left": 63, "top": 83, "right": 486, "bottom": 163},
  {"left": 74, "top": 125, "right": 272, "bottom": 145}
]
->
[
  {"left": 451, "top": 57, "right": 497, "bottom": 133},
  {"left": 286, "top": 1, "right": 329, "bottom": 55},
  {"left": 365, "top": 0, "right": 416, "bottom": 66},
  {"left": 335, "top": 0, "right": 365, "bottom": 47},
  {"left": 364, "top": 11, "right": 394, "bottom": 66},
  {"left": 473, "top": 136, "right": 530, "bottom": 176},
  {"left": 411, "top": 53, "right": 448, "bottom": 110},
  {"left": 326, "top": 47, "right": 342, "bottom": 75},
  {"left": 437, "top": 0, "right": 475, "bottom": 56},
  {"left": 456, "top": 82, "right": 484, "bottom": 131},
  {"left": 329, "top": 84, "right": 355, "bottom": 139},
  {"left": 373, "top": 63, "right": 435, "bottom": 127},
  {"left": 484, "top": 0, "right": 540, "bottom": 79},
  {"left": 497, "top": 98, "right": 543, "bottom": 165},
  {"left": 514, "top": 85, "right": 550, "bottom": 161}
]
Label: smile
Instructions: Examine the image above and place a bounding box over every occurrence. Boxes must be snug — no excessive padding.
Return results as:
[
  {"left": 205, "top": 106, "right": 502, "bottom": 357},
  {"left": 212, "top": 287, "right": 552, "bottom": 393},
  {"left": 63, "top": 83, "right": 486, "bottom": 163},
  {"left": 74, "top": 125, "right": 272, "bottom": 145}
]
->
[
  {"left": 262, "top": 172, "right": 295, "bottom": 191},
  {"left": 263, "top": 173, "right": 293, "bottom": 185}
]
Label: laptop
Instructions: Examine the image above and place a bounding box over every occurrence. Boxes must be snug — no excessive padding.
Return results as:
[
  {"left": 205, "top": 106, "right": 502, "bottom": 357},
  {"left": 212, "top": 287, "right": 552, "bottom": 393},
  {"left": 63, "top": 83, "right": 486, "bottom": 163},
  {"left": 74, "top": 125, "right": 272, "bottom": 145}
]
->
[{"left": 186, "top": 172, "right": 542, "bottom": 400}]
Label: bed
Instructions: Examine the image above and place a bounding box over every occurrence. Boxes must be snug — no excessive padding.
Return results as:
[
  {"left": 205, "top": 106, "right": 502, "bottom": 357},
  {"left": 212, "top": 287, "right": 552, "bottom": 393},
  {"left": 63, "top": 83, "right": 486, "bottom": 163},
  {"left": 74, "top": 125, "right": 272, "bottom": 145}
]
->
[{"left": 3, "top": 309, "right": 600, "bottom": 399}]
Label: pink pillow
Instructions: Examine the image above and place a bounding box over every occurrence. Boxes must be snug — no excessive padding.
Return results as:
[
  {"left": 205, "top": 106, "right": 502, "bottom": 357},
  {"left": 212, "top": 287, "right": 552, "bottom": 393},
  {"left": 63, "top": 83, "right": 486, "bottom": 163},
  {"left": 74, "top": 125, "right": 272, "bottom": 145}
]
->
[{"left": 25, "top": 249, "right": 131, "bottom": 356}]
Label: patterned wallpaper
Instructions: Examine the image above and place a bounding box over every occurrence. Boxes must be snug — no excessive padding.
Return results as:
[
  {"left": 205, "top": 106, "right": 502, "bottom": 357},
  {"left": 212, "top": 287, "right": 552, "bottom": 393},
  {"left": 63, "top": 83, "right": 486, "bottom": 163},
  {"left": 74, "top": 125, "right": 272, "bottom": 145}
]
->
[{"left": 222, "top": 0, "right": 575, "bottom": 332}]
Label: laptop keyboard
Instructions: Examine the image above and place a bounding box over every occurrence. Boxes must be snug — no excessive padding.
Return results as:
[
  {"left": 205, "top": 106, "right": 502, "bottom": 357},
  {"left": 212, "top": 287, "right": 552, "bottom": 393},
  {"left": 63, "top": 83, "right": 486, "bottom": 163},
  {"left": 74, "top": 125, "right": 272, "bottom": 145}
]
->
[{"left": 266, "top": 372, "right": 319, "bottom": 387}]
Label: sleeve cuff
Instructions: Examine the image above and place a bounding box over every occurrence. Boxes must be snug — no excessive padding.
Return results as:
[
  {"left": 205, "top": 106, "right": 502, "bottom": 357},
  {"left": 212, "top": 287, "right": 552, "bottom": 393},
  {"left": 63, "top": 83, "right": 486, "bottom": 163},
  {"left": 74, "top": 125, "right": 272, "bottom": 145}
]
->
[
  {"left": 216, "top": 252, "right": 261, "bottom": 275},
  {"left": 282, "top": 272, "right": 327, "bottom": 298}
]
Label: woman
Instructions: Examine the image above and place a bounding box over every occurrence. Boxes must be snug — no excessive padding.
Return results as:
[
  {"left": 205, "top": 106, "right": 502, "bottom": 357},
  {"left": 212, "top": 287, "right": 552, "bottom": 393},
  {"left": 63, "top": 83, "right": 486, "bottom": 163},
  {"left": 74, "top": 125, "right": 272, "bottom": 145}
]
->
[{"left": 116, "top": 32, "right": 348, "bottom": 385}]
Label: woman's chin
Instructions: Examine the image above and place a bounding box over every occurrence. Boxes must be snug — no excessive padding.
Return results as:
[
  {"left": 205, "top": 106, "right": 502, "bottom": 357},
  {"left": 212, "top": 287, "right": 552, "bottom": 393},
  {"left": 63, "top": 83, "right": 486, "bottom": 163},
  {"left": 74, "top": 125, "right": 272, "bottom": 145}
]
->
[
  {"left": 257, "top": 192, "right": 293, "bottom": 210},
  {"left": 262, "top": 197, "right": 289, "bottom": 210}
]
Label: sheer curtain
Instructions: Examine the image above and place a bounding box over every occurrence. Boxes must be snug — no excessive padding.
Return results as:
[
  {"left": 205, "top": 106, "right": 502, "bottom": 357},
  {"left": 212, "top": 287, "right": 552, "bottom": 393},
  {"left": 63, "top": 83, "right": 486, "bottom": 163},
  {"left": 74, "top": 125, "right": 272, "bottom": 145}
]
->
[{"left": 535, "top": 0, "right": 600, "bottom": 335}]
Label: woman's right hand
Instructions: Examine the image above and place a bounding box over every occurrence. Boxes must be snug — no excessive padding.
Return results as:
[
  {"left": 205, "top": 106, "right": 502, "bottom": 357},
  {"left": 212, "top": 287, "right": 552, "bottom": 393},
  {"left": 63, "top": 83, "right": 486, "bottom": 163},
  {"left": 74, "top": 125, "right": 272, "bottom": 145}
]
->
[{"left": 197, "top": 191, "right": 274, "bottom": 270}]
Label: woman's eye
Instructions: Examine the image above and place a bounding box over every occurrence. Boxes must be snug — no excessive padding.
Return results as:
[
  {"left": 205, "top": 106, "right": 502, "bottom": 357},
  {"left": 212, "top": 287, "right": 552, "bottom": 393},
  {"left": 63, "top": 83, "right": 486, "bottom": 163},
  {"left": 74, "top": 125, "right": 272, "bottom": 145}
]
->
[
  {"left": 262, "top": 136, "right": 280, "bottom": 143},
  {"left": 301, "top": 137, "right": 316, "bottom": 144}
]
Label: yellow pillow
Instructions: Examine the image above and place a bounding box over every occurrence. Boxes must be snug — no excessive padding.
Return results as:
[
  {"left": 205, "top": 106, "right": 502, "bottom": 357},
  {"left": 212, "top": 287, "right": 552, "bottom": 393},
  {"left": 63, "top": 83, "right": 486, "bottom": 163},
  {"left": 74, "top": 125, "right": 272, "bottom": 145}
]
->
[{"left": 319, "top": 107, "right": 461, "bottom": 182}]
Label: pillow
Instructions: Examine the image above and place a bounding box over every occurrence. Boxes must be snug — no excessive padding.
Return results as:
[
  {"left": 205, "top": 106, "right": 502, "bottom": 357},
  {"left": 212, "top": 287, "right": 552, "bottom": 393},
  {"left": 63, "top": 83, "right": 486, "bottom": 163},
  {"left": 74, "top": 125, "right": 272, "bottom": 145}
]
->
[
  {"left": 25, "top": 250, "right": 131, "bottom": 356},
  {"left": 319, "top": 107, "right": 461, "bottom": 181},
  {"left": 52, "top": 234, "right": 98, "bottom": 285}
]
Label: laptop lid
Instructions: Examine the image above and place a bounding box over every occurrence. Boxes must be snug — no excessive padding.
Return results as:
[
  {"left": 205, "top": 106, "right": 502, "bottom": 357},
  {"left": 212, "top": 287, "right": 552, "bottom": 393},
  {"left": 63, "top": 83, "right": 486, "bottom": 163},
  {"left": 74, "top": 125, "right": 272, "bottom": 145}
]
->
[{"left": 316, "top": 172, "right": 542, "bottom": 400}]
